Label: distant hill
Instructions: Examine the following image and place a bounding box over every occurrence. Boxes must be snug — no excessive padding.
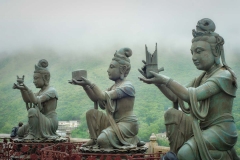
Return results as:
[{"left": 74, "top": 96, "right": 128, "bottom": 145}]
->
[{"left": 1, "top": 48, "right": 240, "bottom": 153}]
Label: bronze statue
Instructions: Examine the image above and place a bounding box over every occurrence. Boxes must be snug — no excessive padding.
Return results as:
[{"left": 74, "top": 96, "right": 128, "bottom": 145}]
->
[
  {"left": 139, "top": 18, "right": 239, "bottom": 160},
  {"left": 13, "top": 59, "right": 59, "bottom": 140},
  {"left": 70, "top": 48, "right": 144, "bottom": 149}
]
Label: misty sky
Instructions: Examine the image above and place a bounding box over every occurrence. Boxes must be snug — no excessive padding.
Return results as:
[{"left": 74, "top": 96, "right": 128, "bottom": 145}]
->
[{"left": 0, "top": 0, "right": 240, "bottom": 56}]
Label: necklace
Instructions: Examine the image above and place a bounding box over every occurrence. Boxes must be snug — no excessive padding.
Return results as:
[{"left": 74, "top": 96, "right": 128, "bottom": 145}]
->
[{"left": 204, "top": 65, "right": 222, "bottom": 79}]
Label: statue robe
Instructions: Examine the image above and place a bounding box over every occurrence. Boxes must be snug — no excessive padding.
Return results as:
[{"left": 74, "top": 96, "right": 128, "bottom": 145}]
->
[
  {"left": 165, "top": 67, "right": 238, "bottom": 159},
  {"left": 18, "top": 86, "right": 59, "bottom": 139}
]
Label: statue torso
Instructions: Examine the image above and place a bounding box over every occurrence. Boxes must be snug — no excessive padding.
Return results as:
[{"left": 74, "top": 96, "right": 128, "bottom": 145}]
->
[
  {"left": 196, "top": 68, "right": 236, "bottom": 128},
  {"left": 109, "top": 80, "right": 135, "bottom": 121},
  {"left": 36, "top": 86, "right": 58, "bottom": 115}
]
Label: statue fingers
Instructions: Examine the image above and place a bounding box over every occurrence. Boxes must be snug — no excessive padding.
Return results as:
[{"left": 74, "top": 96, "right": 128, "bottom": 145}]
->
[
  {"left": 138, "top": 76, "right": 152, "bottom": 84},
  {"left": 138, "top": 69, "right": 147, "bottom": 78},
  {"left": 142, "top": 60, "right": 146, "bottom": 64},
  {"left": 81, "top": 76, "right": 91, "bottom": 85},
  {"left": 141, "top": 64, "right": 146, "bottom": 70},
  {"left": 81, "top": 76, "right": 87, "bottom": 81},
  {"left": 158, "top": 67, "right": 164, "bottom": 72},
  {"left": 13, "top": 83, "right": 24, "bottom": 90},
  {"left": 13, "top": 83, "right": 18, "bottom": 89},
  {"left": 68, "top": 80, "right": 73, "bottom": 84},
  {"left": 72, "top": 79, "right": 80, "bottom": 85}
]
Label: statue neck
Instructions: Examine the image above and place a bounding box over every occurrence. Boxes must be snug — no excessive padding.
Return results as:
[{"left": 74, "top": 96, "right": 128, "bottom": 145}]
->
[
  {"left": 40, "top": 85, "right": 49, "bottom": 93},
  {"left": 114, "top": 79, "right": 125, "bottom": 87},
  {"left": 205, "top": 64, "right": 222, "bottom": 76}
]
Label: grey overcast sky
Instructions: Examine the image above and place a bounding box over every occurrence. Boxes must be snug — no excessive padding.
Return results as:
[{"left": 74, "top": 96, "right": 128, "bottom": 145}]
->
[{"left": 0, "top": 0, "right": 240, "bottom": 56}]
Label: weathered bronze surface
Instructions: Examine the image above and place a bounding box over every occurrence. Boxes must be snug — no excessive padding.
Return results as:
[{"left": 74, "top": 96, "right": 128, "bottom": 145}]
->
[
  {"left": 70, "top": 48, "right": 145, "bottom": 151},
  {"left": 139, "top": 18, "right": 239, "bottom": 160},
  {"left": 13, "top": 59, "right": 62, "bottom": 142}
]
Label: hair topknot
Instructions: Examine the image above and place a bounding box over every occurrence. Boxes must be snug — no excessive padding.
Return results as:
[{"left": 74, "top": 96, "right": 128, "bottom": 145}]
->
[
  {"left": 38, "top": 59, "right": 48, "bottom": 68},
  {"left": 118, "top": 48, "right": 132, "bottom": 58}
]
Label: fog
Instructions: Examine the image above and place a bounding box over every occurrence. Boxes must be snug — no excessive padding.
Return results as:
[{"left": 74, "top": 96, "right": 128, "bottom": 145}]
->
[{"left": 0, "top": 0, "right": 240, "bottom": 59}]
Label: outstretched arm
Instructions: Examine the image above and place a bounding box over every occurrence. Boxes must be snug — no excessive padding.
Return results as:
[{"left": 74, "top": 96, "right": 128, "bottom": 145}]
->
[
  {"left": 70, "top": 77, "right": 127, "bottom": 101},
  {"left": 88, "top": 83, "right": 120, "bottom": 101},
  {"left": 26, "top": 90, "right": 50, "bottom": 104},
  {"left": 139, "top": 71, "right": 221, "bottom": 103},
  {"left": 155, "top": 84, "right": 178, "bottom": 102}
]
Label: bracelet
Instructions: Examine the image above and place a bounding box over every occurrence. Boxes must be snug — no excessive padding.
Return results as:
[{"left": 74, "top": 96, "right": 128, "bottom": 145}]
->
[
  {"left": 89, "top": 83, "right": 95, "bottom": 89},
  {"left": 166, "top": 78, "right": 173, "bottom": 87}
]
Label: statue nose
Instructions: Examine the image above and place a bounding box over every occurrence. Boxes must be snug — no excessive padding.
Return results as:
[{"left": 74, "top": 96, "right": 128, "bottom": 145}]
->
[{"left": 192, "top": 53, "right": 197, "bottom": 61}]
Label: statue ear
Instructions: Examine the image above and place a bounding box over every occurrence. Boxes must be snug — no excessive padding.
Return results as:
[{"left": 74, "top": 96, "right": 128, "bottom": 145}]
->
[
  {"left": 120, "top": 65, "right": 127, "bottom": 74},
  {"left": 212, "top": 48, "right": 221, "bottom": 65},
  {"left": 42, "top": 74, "right": 50, "bottom": 85}
]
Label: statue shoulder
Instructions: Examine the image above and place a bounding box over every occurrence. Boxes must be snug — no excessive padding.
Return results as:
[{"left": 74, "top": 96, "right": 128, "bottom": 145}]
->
[
  {"left": 43, "top": 86, "right": 59, "bottom": 99},
  {"left": 117, "top": 80, "right": 135, "bottom": 97},
  {"left": 207, "top": 68, "right": 237, "bottom": 96}
]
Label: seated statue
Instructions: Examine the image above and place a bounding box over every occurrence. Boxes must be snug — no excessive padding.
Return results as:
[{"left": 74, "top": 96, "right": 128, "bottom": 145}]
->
[
  {"left": 139, "top": 18, "right": 239, "bottom": 160},
  {"left": 70, "top": 48, "right": 144, "bottom": 149},
  {"left": 13, "top": 59, "right": 59, "bottom": 140}
]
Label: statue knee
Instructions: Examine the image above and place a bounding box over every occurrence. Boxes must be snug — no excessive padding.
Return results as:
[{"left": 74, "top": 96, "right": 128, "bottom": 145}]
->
[
  {"left": 97, "top": 133, "right": 105, "bottom": 145},
  {"left": 164, "top": 108, "right": 179, "bottom": 119},
  {"left": 97, "top": 133, "right": 110, "bottom": 148},
  {"left": 28, "top": 108, "right": 38, "bottom": 117},
  {"left": 86, "top": 109, "right": 95, "bottom": 117},
  {"left": 177, "top": 144, "right": 197, "bottom": 160}
]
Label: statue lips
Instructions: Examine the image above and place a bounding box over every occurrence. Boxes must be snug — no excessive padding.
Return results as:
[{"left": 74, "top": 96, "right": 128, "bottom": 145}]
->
[
  {"left": 194, "top": 62, "right": 200, "bottom": 66},
  {"left": 193, "top": 61, "right": 200, "bottom": 66}
]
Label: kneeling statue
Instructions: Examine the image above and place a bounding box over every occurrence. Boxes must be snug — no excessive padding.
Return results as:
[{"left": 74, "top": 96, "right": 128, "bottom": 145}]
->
[
  {"left": 70, "top": 48, "right": 144, "bottom": 150},
  {"left": 139, "top": 18, "right": 239, "bottom": 160},
  {"left": 13, "top": 59, "right": 59, "bottom": 140}
]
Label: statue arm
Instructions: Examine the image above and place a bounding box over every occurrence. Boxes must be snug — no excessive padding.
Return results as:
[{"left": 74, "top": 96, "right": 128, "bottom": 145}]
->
[
  {"left": 26, "top": 90, "right": 52, "bottom": 104},
  {"left": 155, "top": 84, "right": 178, "bottom": 102},
  {"left": 88, "top": 83, "right": 123, "bottom": 101},
  {"left": 90, "top": 84, "right": 108, "bottom": 101},
  {"left": 20, "top": 90, "right": 31, "bottom": 103},
  {"left": 167, "top": 80, "right": 221, "bottom": 102},
  {"left": 154, "top": 79, "right": 194, "bottom": 102},
  {"left": 82, "top": 85, "right": 98, "bottom": 102}
]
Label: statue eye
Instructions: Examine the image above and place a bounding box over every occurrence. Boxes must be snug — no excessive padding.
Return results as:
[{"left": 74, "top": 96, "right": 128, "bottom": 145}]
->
[{"left": 196, "top": 48, "right": 203, "bottom": 53}]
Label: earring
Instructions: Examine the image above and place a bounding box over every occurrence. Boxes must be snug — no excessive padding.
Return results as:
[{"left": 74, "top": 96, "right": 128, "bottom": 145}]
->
[
  {"left": 120, "top": 74, "right": 124, "bottom": 80},
  {"left": 214, "top": 57, "right": 220, "bottom": 65}
]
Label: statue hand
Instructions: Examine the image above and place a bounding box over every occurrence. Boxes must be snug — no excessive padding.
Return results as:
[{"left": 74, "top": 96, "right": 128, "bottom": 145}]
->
[
  {"left": 16, "top": 75, "right": 25, "bottom": 84},
  {"left": 138, "top": 60, "right": 164, "bottom": 78},
  {"left": 13, "top": 82, "right": 29, "bottom": 91},
  {"left": 138, "top": 71, "right": 169, "bottom": 85},
  {"left": 71, "top": 77, "right": 91, "bottom": 86},
  {"left": 138, "top": 60, "right": 147, "bottom": 78}
]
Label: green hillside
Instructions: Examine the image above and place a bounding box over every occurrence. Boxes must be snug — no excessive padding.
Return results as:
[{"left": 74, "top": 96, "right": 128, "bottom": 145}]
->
[{"left": 0, "top": 48, "right": 240, "bottom": 153}]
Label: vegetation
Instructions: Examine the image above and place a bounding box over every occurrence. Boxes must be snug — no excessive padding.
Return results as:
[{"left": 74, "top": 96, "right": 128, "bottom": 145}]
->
[{"left": 0, "top": 48, "right": 240, "bottom": 153}]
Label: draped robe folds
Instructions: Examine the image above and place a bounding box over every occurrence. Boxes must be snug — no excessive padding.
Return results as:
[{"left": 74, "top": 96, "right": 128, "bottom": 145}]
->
[
  {"left": 87, "top": 81, "right": 140, "bottom": 149},
  {"left": 18, "top": 87, "right": 59, "bottom": 139},
  {"left": 165, "top": 67, "right": 238, "bottom": 160}
]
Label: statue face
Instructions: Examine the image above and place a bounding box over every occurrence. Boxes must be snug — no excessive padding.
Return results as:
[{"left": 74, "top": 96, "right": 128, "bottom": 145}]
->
[
  {"left": 33, "top": 73, "right": 45, "bottom": 88},
  {"left": 107, "top": 60, "right": 121, "bottom": 81},
  {"left": 191, "top": 41, "right": 215, "bottom": 71}
]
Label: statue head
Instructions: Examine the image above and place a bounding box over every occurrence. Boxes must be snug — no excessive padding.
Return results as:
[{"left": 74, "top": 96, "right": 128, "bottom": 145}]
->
[
  {"left": 191, "top": 18, "right": 237, "bottom": 87},
  {"left": 192, "top": 18, "right": 223, "bottom": 67},
  {"left": 33, "top": 59, "right": 50, "bottom": 88},
  {"left": 107, "top": 48, "right": 132, "bottom": 81}
]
